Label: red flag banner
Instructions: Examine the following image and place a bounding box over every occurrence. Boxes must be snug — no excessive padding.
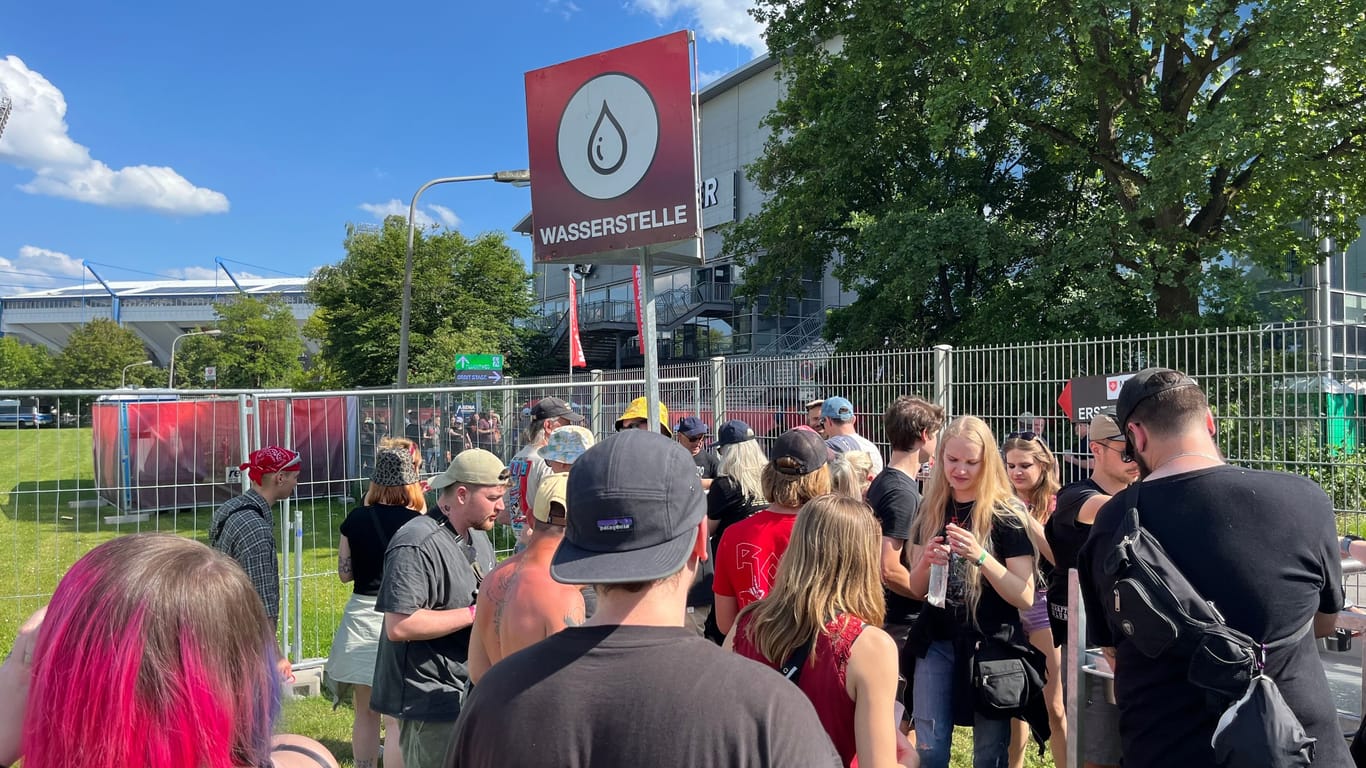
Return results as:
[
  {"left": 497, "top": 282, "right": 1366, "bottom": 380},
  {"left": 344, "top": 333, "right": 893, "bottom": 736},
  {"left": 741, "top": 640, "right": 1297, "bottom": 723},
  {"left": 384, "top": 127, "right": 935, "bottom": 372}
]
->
[
  {"left": 632, "top": 265, "right": 645, "bottom": 354},
  {"left": 568, "top": 276, "right": 587, "bottom": 368}
]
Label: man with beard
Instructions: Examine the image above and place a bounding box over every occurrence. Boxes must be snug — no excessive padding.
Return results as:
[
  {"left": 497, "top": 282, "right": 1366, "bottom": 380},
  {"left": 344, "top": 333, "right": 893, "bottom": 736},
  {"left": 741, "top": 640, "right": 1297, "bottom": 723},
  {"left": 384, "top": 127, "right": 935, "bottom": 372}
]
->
[
  {"left": 1078, "top": 369, "right": 1348, "bottom": 767},
  {"left": 370, "top": 449, "right": 506, "bottom": 768}
]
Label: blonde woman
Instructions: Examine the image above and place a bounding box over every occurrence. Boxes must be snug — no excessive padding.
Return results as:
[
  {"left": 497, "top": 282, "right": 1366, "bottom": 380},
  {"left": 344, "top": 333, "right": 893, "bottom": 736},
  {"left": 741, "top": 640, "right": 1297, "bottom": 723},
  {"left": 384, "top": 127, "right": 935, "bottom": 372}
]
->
[
  {"left": 728, "top": 495, "right": 914, "bottom": 768},
  {"left": 1002, "top": 432, "right": 1065, "bottom": 768},
  {"left": 830, "top": 449, "right": 875, "bottom": 499},
  {"left": 326, "top": 441, "right": 426, "bottom": 768},
  {"left": 906, "top": 416, "right": 1037, "bottom": 768}
]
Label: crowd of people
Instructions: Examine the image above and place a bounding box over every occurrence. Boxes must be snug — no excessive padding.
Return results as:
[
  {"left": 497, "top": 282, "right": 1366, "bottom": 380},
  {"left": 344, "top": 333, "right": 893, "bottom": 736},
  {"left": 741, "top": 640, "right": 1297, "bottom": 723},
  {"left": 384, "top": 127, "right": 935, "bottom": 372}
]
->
[{"left": 0, "top": 369, "right": 1353, "bottom": 767}]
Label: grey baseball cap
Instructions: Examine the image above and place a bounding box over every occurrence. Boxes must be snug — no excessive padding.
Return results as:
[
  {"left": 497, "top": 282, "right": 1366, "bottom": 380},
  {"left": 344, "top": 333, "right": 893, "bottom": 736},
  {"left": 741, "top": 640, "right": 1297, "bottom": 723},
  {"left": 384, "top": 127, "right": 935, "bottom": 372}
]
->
[{"left": 550, "top": 430, "right": 706, "bottom": 585}]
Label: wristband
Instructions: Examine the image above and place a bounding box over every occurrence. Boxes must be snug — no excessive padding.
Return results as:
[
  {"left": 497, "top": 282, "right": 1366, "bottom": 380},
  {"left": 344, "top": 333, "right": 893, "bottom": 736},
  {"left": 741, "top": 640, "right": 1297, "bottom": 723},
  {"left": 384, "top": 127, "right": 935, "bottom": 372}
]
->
[
  {"left": 969, "top": 551, "right": 987, "bottom": 567},
  {"left": 1342, "top": 536, "right": 1362, "bottom": 559},
  {"left": 467, "top": 604, "right": 476, "bottom": 618}
]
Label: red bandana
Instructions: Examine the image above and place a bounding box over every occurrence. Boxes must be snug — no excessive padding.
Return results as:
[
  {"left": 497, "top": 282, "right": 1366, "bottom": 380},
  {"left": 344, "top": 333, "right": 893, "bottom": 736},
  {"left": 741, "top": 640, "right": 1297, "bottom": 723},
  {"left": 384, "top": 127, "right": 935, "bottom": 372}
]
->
[{"left": 240, "top": 446, "right": 301, "bottom": 485}]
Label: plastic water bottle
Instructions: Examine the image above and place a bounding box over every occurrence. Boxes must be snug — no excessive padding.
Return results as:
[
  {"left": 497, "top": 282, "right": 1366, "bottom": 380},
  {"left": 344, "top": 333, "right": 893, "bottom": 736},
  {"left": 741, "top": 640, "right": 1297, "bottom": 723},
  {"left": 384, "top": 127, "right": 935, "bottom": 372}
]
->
[{"left": 928, "top": 557, "right": 949, "bottom": 607}]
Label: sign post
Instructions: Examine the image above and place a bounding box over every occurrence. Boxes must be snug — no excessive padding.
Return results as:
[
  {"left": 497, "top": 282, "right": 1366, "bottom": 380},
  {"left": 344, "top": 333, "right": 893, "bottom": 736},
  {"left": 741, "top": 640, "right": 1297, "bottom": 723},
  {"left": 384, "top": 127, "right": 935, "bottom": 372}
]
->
[{"left": 525, "top": 31, "right": 701, "bottom": 433}]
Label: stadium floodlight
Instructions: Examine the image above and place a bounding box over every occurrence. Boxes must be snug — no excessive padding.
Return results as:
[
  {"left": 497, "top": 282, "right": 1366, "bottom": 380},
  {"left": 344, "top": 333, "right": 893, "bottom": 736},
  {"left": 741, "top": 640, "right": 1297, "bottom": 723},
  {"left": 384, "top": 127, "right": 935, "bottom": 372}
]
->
[
  {"left": 0, "top": 96, "right": 12, "bottom": 142},
  {"left": 169, "top": 329, "right": 223, "bottom": 388}
]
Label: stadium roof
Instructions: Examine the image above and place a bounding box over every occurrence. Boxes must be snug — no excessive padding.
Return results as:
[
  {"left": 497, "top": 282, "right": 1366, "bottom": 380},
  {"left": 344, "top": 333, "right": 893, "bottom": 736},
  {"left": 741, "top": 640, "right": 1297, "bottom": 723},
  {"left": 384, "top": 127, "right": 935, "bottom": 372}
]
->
[{"left": 2, "top": 277, "right": 310, "bottom": 300}]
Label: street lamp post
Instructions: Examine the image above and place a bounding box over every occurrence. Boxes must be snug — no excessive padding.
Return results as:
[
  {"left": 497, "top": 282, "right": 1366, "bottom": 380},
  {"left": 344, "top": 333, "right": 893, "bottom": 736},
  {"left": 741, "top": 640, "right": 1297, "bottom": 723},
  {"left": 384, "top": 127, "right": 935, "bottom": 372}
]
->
[
  {"left": 121, "top": 360, "right": 153, "bottom": 388},
  {"left": 169, "top": 329, "right": 223, "bottom": 388},
  {"left": 396, "top": 169, "right": 531, "bottom": 389}
]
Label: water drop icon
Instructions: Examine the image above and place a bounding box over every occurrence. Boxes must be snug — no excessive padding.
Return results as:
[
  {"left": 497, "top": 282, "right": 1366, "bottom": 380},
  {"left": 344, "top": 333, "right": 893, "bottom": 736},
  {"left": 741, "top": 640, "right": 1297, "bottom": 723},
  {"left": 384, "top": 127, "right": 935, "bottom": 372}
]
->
[{"left": 587, "top": 101, "right": 627, "bottom": 175}]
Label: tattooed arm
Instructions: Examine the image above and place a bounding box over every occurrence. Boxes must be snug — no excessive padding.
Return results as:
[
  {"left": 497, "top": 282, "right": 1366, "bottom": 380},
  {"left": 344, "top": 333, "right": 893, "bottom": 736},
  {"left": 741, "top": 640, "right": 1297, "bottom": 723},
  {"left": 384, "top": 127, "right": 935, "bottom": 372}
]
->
[{"left": 337, "top": 536, "right": 353, "bottom": 584}]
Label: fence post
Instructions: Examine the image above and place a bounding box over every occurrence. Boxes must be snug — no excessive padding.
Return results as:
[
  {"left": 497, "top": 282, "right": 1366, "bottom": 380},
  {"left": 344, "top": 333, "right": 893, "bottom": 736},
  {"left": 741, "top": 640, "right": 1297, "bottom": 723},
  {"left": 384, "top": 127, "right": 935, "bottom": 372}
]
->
[
  {"left": 711, "top": 356, "right": 726, "bottom": 424},
  {"left": 933, "top": 344, "right": 953, "bottom": 417},
  {"left": 590, "top": 369, "right": 604, "bottom": 438}
]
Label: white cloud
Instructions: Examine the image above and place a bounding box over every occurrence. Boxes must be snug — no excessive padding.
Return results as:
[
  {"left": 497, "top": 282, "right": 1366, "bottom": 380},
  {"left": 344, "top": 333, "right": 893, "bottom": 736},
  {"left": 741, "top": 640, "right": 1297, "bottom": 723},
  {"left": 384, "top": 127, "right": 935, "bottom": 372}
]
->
[
  {"left": 0, "top": 245, "right": 84, "bottom": 291},
  {"left": 698, "top": 69, "right": 728, "bottom": 87},
  {"left": 359, "top": 199, "right": 462, "bottom": 230},
  {"left": 0, "top": 55, "right": 229, "bottom": 215},
  {"left": 629, "top": 0, "right": 767, "bottom": 56},
  {"left": 162, "top": 266, "right": 264, "bottom": 280},
  {"left": 427, "top": 204, "right": 461, "bottom": 228},
  {"left": 544, "top": 0, "right": 581, "bottom": 19}
]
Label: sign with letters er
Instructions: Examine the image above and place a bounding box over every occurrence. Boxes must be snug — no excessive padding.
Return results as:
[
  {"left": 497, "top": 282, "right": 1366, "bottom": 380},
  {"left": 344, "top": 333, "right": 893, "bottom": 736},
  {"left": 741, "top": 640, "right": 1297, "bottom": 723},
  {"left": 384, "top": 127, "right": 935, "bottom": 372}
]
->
[{"left": 525, "top": 31, "right": 701, "bottom": 263}]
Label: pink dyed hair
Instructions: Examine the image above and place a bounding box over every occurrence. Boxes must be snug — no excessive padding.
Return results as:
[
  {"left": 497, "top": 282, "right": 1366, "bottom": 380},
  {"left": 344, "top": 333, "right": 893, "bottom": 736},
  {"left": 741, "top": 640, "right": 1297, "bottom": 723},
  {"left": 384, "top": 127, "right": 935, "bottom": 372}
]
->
[{"left": 23, "top": 534, "right": 281, "bottom": 768}]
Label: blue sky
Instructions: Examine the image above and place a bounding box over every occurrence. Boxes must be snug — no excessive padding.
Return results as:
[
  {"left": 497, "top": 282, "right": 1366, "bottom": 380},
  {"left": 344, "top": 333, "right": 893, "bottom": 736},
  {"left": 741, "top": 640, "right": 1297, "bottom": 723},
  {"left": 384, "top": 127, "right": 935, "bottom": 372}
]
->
[{"left": 0, "top": 0, "right": 764, "bottom": 293}]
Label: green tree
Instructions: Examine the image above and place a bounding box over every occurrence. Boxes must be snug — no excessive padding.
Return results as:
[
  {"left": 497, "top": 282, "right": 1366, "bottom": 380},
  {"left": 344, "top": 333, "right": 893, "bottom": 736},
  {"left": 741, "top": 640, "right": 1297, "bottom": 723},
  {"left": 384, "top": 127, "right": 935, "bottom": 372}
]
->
[
  {"left": 54, "top": 319, "right": 150, "bottom": 389},
  {"left": 0, "top": 337, "right": 55, "bottom": 388},
  {"left": 171, "top": 296, "right": 306, "bottom": 389},
  {"left": 309, "top": 217, "right": 534, "bottom": 387},
  {"left": 734, "top": 0, "right": 1366, "bottom": 346}
]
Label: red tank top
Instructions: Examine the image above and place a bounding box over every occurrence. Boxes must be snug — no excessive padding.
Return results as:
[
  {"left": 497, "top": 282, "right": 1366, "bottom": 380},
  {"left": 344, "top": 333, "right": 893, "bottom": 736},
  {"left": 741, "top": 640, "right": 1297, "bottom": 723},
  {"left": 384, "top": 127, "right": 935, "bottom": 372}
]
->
[{"left": 733, "top": 612, "right": 866, "bottom": 767}]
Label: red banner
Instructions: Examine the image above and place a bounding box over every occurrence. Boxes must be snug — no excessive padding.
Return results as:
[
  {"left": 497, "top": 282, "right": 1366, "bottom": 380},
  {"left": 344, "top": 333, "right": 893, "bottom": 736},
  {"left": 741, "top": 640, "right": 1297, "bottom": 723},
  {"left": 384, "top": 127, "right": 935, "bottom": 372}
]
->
[
  {"left": 633, "top": 265, "right": 645, "bottom": 354},
  {"left": 568, "top": 276, "right": 587, "bottom": 368}
]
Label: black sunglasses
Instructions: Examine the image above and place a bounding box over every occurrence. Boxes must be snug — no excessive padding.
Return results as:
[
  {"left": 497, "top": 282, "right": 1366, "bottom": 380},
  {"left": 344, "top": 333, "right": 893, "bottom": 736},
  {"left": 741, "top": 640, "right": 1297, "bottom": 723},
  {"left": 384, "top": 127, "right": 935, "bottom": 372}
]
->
[
  {"left": 1006, "top": 431, "right": 1039, "bottom": 442},
  {"left": 1094, "top": 440, "right": 1134, "bottom": 463}
]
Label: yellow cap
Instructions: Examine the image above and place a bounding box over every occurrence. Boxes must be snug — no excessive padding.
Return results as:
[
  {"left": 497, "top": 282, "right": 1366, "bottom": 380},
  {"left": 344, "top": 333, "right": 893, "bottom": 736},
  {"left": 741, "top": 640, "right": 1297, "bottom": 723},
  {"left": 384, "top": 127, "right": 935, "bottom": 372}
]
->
[
  {"left": 533, "top": 472, "right": 569, "bottom": 526},
  {"left": 614, "top": 396, "right": 672, "bottom": 436}
]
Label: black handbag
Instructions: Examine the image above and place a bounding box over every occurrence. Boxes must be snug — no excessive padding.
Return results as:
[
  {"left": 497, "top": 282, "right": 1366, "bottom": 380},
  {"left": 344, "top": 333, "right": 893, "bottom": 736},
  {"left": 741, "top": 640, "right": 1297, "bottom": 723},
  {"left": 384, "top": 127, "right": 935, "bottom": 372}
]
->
[{"left": 970, "top": 633, "right": 1045, "bottom": 717}]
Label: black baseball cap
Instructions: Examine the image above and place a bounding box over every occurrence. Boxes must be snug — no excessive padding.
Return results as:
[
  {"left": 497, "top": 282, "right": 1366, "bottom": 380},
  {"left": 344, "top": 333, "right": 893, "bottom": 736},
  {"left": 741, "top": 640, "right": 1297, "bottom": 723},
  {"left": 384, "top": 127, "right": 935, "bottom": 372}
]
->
[
  {"left": 531, "top": 397, "right": 584, "bottom": 424},
  {"left": 550, "top": 430, "right": 706, "bottom": 584},
  {"left": 716, "top": 419, "right": 755, "bottom": 447},
  {"left": 1115, "top": 368, "right": 1201, "bottom": 430},
  {"left": 675, "top": 415, "right": 709, "bottom": 439},
  {"left": 770, "top": 428, "right": 829, "bottom": 475}
]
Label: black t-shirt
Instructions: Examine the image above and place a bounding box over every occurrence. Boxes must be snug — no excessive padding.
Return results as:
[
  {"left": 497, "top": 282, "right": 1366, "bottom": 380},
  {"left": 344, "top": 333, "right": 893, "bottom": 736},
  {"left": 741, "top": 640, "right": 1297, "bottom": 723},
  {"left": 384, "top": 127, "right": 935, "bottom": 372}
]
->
[
  {"left": 866, "top": 468, "right": 923, "bottom": 625},
  {"left": 1044, "top": 479, "right": 1104, "bottom": 614},
  {"left": 920, "top": 501, "right": 1033, "bottom": 641},
  {"left": 693, "top": 448, "right": 721, "bottom": 479},
  {"left": 1078, "top": 465, "right": 1348, "bottom": 768},
  {"left": 338, "top": 503, "right": 423, "bottom": 595},
  {"left": 448, "top": 625, "right": 842, "bottom": 767},
  {"left": 706, "top": 475, "right": 763, "bottom": 550}
]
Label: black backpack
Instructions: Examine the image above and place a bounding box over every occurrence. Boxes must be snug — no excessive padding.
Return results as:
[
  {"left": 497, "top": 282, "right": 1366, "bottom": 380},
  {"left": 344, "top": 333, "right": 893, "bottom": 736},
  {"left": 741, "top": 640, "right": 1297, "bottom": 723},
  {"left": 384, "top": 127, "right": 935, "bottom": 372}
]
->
[{"left": 1099, "top": 483, "right": 1316, "bottom": 768}]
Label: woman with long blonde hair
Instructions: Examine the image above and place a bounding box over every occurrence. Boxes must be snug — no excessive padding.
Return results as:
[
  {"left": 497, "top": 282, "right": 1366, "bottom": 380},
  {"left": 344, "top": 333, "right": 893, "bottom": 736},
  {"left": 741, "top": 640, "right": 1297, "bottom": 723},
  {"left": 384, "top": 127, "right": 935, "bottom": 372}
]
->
[
  {"left": 1002, "top": 433, "right": 1064, "bottom": 768},
  {"left": 728, "top": 495, "right": 914, "bottom": 768},
  {"left": 906, "top": 416, "right": 1037, "bottom": 768}
]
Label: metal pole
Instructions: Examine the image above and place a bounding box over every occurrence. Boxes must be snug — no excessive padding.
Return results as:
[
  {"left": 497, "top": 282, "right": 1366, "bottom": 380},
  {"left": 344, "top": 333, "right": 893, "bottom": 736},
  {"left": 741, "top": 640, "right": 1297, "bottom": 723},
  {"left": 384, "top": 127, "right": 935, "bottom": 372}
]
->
[
  {"left": 933, "top": 344, "right": 953, "bottom": 418},
  {"left": 396, "top": 170, "right": 530, "bottom": 390},
  {"left": 641, "top": 249, "right": 663, "bottom": 433},
  {"left": 710, "top": 356, "right": 726, "bottom": 424},
  {"left": 590, "top": 369, "right": 604, "bottom": 438}
]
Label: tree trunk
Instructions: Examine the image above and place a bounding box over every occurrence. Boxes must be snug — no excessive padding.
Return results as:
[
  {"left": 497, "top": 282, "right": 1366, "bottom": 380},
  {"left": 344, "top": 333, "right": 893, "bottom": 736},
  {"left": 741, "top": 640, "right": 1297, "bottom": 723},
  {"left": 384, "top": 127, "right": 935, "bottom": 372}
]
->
[{"left": 1151, "top": 245, "right": 1203, "bottom": 321}]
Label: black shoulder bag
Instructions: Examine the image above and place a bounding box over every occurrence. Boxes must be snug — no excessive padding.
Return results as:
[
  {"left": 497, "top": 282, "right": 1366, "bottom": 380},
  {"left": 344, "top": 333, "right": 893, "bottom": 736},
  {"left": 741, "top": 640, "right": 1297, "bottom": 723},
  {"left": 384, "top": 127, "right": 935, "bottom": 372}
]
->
[
  {"left": 1101, "top": 483, "right": 1315, "bottom": 768},
  {"left": 779, "top": 637, "right": 814, "bottom": 684}
]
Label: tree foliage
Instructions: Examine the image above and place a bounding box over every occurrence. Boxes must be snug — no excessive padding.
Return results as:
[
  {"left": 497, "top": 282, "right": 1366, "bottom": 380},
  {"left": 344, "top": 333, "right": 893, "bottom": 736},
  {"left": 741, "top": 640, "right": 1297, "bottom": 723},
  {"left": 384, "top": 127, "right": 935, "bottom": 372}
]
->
[
  {"left": 308, "top": 218, "right": 534, "bottom": 388},
  {"left": 172, "top": 296, "right": 306, "bottom": 389},
  {"left": 0, "top": 337, "right": 55, "bottom": 389},
  {"left": 730, "top": 0, "right": 1366, "bottom": 349},
  {"left": 54, "top": 319, "right": 150, "bottom": 389}
]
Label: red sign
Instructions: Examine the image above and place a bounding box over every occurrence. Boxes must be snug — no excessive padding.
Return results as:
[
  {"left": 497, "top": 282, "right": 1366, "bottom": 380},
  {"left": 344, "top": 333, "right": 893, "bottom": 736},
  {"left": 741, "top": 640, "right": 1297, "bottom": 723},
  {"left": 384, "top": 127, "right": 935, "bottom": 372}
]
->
[{"left": 525, "top": 31, "right": 700, "bottom": 263}]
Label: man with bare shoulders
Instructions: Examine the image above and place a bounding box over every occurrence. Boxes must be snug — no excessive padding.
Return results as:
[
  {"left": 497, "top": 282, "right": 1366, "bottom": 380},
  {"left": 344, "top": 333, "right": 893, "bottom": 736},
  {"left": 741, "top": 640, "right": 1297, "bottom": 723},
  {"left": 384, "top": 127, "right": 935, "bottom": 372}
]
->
[{"left": 467, "top": 472, "right": 585, "bottom": 684}]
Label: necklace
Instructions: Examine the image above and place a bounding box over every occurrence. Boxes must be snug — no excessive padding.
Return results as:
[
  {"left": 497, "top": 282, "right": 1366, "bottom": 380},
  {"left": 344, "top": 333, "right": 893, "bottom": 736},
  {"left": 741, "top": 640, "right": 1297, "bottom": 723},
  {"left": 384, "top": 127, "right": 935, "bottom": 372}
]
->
[
  {"left": 1149, "top": 450, "right": 1223, "bottom": 477},
  {"left": 950, "top": 498, "right": 974, "bottom": 522}
]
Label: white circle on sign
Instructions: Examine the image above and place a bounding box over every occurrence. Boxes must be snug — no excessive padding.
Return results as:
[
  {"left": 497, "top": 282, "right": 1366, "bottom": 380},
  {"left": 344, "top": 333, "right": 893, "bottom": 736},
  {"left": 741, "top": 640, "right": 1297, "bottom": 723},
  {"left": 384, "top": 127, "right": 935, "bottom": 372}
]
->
[{"left": 557, "top": 73, "right": 659, "bottom": 200}]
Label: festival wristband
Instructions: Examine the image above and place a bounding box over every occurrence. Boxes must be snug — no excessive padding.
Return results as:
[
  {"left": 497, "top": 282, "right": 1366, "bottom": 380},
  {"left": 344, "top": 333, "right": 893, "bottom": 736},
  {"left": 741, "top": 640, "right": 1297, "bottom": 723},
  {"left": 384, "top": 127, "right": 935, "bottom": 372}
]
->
[{"left": 969, "top": 551, "right": 987, "bottom": 567}]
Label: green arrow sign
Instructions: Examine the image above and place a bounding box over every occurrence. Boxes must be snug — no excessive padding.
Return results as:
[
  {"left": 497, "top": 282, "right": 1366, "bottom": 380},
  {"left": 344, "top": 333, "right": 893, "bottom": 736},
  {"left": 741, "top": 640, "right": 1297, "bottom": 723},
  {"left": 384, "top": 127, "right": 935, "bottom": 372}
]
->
[{"left": 454, "top": 353, "right": 504, "bottom": 372}]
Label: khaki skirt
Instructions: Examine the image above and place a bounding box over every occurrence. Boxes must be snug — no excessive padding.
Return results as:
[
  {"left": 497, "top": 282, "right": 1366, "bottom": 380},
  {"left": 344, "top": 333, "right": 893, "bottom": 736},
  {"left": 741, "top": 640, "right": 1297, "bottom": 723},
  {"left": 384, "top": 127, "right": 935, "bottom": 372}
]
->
[{"left": 325, "top": 592, "right": 383, "bottom": 692}]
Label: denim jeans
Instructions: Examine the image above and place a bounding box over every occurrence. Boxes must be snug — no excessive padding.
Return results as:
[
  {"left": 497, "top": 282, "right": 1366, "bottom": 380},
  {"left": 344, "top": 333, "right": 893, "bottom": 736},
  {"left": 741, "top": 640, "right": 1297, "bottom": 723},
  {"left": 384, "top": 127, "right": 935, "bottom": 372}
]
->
[{"left": 914, "top": 639, "right": 1011, "bottom": 768}]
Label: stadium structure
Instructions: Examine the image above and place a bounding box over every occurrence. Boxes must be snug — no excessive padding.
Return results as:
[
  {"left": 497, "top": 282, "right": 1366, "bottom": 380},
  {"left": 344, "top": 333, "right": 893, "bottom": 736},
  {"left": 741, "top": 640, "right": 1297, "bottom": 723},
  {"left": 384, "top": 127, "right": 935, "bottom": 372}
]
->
[{"left": 0, "top": 277, "right": 314, "bottom": 365}]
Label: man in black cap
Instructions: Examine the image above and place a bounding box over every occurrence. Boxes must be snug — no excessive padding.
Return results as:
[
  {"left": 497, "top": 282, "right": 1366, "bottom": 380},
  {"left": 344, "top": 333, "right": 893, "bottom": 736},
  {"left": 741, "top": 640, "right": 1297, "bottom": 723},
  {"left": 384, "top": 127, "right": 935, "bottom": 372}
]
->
[
  {"left": 1078, "top": 368, "right": 1348, "bottom": 767},
  {"left": 503, "top": 396, "right": 583, "bottom": 549},
  {"left": 675, "top": 415, "right": 719, "bottom": 491},
  {"left": 446, "top": 430, "right": 841, "bottom": 767}
]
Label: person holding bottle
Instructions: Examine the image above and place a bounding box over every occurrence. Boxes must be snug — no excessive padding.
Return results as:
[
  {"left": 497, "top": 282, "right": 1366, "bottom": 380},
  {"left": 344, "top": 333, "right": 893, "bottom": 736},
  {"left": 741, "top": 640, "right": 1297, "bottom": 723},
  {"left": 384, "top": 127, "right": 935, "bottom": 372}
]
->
[{"left": 906, "top": 416, "right": 1038, "bottom": 768}]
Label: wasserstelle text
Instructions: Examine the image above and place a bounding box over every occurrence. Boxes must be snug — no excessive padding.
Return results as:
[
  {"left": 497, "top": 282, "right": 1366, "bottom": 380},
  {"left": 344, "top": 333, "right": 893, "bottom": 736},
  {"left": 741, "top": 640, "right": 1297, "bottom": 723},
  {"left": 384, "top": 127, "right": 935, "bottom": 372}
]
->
[{"left": 538, "top": 204, "right": 690, "bottom": 245}]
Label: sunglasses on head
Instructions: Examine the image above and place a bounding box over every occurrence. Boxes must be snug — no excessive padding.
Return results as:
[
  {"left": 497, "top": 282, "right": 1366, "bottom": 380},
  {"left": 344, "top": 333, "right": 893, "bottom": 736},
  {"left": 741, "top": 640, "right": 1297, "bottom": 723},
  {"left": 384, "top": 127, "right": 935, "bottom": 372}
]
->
[{"left": 1007, "top": 431, "right": 1039, "bottom": 442}]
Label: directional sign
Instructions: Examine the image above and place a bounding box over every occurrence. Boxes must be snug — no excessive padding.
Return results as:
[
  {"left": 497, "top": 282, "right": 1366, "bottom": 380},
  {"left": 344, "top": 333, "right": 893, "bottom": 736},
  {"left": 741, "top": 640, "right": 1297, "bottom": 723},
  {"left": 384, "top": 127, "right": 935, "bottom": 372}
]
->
[
  {"left": 1060, "top": 372, "right": 1138, "bottom": 422},
  {"left": 455, "top": 371, "right": 504, "bottom": 384},
  {"left": 454, "top": 354, "right": 504, "bottom": 372},
  {"left": 204, "top": 366, "right": 217, "bottom": 382}
]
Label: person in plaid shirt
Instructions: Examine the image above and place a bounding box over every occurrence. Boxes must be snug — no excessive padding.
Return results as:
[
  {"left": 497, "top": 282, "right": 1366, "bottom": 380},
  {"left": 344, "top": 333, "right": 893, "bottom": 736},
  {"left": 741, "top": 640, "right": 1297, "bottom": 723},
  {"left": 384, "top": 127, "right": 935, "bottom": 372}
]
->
[{"left": 210, "top": 445, "right": 301, "bottom": 680}]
